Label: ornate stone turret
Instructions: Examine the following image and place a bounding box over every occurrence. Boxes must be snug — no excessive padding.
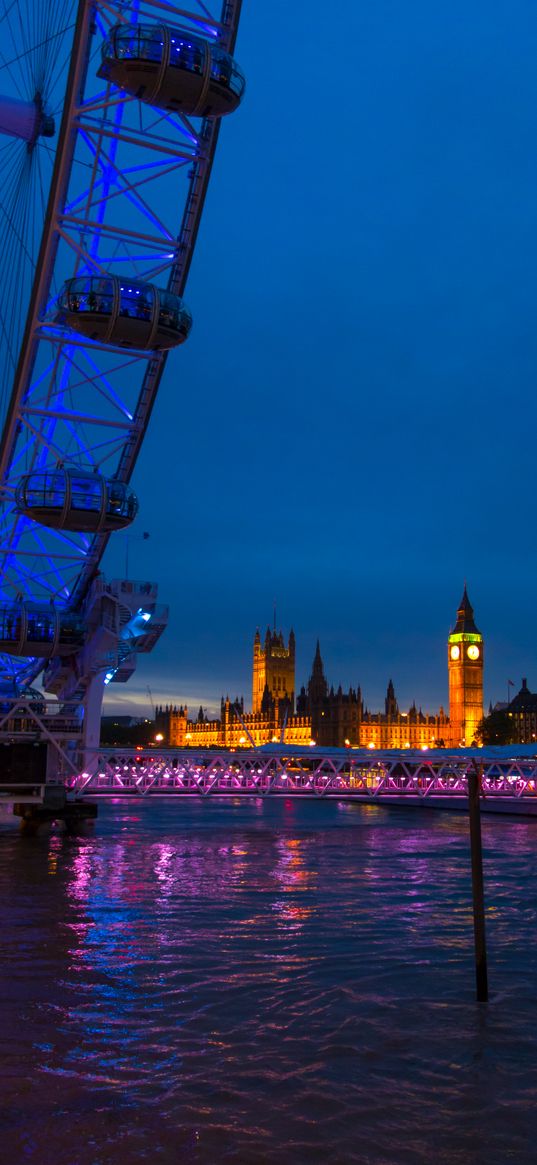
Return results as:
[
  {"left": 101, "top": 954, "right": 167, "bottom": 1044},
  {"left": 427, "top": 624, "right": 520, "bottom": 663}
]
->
[
  {"left": 308, "top": 640, "right": 328, "bottom": 704},
  {"left": 252, "top": 623, "right": 296, "bottom": 713},
  {"left": 385, "top": 679, "right": 398, "bottom": 718}
]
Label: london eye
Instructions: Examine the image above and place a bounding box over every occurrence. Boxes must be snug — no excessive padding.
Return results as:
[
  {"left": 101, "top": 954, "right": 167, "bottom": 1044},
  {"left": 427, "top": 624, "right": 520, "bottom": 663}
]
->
[{"left": 0, "top": 0, "right": 244, "bottom": 778}]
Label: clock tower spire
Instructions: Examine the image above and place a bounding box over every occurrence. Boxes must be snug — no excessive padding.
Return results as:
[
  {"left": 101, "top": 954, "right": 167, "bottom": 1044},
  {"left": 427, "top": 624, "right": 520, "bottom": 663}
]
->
[{"left": 447, "top": 586, "right": 484, "bottom": 746}]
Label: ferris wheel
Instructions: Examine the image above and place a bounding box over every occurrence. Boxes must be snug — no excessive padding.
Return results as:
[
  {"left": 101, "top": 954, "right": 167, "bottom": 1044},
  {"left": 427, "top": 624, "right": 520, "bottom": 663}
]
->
[{"left": 0, "top": 0, "right": 244, "bottom": 774}]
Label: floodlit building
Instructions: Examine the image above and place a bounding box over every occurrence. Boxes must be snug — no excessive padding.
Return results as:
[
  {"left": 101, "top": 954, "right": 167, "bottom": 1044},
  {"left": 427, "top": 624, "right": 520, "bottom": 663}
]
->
[
  {"left": 447, "top": 586, "right": 484, "bottom": 746},
  {"left": 504, "top": 679, "right": 537, "bottom": 744},
  {"left": 155, "top": 590, "right": 483, "bottom": 749}
]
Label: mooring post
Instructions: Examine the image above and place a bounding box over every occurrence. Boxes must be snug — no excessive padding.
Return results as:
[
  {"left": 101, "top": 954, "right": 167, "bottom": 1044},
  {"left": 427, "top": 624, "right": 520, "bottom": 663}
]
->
[{"left": 468, "top": 762, "right": 488, "bottom": 1002}]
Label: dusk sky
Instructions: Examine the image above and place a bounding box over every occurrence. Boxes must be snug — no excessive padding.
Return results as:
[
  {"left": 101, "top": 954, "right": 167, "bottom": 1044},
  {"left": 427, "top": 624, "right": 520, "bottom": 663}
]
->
[{"left": 103, "top": 0, "right": 537, "bottom": 719}]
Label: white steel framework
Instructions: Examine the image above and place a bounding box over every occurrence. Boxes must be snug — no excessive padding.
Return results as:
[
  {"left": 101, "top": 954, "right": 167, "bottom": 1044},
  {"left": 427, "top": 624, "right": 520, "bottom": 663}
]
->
[
  {"left": 71, "top": 747, "right": 537, "bottom": 814},
  {"left": 0, "top": 0, "right": 244, "bottom": 770}
]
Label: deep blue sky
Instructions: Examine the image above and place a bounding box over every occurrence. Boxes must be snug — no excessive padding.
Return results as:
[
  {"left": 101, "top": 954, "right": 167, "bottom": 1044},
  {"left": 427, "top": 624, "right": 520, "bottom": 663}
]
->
[{"left": 104, "top": 0, "right": 537, "bottom": 718}]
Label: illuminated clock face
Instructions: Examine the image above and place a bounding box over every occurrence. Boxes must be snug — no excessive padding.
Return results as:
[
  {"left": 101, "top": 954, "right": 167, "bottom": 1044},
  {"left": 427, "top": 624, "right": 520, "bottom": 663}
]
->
[
  {"left": 467, "top": 644, "right": 480, "bottom": 660},
  {"left": 450, "top": 645, "right": 460, "bottom": 660}
]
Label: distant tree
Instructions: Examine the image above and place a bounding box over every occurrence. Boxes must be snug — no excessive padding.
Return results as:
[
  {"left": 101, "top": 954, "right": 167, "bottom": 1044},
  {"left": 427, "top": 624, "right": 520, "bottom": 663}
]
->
[
  {"left": 476, "top": 710, "right": 517, "bottom": 746},
  {"left": 100, "top": 719, "right": 156, "bottom": 746}
]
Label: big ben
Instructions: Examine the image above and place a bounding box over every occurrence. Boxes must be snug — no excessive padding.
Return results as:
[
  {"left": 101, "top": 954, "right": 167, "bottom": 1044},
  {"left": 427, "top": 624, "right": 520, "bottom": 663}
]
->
[{"left": 447, "top": 587, "right": 484, "bottom": 746}]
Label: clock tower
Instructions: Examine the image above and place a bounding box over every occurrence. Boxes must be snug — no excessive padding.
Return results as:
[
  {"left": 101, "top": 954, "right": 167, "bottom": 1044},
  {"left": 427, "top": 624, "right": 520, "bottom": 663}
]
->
[{"left": 447, "top": 587, "right": 484, "bottom": 746}]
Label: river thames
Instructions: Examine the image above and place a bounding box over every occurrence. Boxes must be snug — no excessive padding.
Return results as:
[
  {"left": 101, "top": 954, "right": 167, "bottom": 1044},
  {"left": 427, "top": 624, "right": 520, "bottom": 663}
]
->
[{"left": 1, "top": 798, "right": 536, "bottom": 1164}]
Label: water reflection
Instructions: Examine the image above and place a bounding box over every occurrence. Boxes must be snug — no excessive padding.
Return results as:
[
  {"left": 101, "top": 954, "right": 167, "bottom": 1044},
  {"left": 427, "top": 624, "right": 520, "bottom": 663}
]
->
[
  {"left": 270, "top": 837, "right": 317, "bottom": 933},
  {"left": 1, "top": 801, "right": 537, "bottom": 1164}
]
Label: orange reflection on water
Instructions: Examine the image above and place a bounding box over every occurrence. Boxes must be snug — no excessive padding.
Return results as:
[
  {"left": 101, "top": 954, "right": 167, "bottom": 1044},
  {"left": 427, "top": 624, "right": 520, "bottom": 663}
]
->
[
  {"left": 272, "top": 900, "right": 314, "bottom": 931},
  {"left": 273, "top": 837, "right": 318, "bottom": 890},
  {"left": 271, "top": 837, "right": 318, "bottom": 932}
]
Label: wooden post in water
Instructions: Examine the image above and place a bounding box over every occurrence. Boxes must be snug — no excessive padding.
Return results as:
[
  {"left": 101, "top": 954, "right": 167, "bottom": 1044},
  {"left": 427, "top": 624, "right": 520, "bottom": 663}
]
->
[{"left": 468, "top": 762, "right": 488, "bottom": 1002}]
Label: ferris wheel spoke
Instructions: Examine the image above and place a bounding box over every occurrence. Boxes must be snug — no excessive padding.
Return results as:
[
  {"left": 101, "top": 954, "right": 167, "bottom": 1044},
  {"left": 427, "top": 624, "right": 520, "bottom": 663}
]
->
[
  {"left": 53, "top": 226, "right": 109, "bottom": 277},
  {"left": 0, "top": 0, "right": 77, "bottom": 444},
  {"left": 18, "top": 415, "right": 73, "bottom": 465},
  {"left": 21, "top": 344, "right": 144, "bottom": 460},
  {"left": 73, "top": 138, "right": 179, "bottom": 240},
  {"left": 0, "top": 0, "right": 244, "bottom": 702},
  {"left": 67, "top": 155, "right": 191, "bottom": 224},
  {"left": 0, "top": 3, "right": 20, "bottom": 30},
  {"left": 58, "top": 352, "right": 137, "bottom": 421},
  {"left": 2, "top": 3, "right": 31, "bottom": 95},
  {"left": 0, "top": 4, "right": 74, "bottom": 99},
  {"left": 29, "top": 522, "right": 91, "bottom": 557},
  {"left": 30, "top": 533, "right": 82, "bottom": 596},
  {"left": 0, "top": 49, "right": 25, "bottom": 99},
  {"left": 78, "top": 90, "right": 136, "bottom": 117}
]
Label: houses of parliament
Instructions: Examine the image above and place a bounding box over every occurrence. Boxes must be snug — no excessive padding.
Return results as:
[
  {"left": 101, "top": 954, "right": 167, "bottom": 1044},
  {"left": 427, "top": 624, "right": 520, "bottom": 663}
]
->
[{"left": 156, "top": 589, "right": 484, "bottom": 750}]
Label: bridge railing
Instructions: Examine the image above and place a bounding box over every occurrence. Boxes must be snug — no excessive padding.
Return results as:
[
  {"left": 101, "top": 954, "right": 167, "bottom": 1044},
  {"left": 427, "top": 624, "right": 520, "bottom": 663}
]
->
[{"left": 70, "top": 747, "right": 537, "bottom": 802}]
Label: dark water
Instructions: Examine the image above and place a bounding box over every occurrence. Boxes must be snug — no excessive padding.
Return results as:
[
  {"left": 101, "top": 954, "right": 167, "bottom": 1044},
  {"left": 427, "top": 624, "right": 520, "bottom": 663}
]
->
[{"left": 1, "top": 798, "right": 536, "bottom": 1164}]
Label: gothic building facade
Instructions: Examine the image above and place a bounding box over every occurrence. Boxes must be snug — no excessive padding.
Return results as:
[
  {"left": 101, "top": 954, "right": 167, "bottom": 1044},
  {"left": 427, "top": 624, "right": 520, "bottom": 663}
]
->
[{"left": 156, "top": 590, "right": 483, "bottom": 750}]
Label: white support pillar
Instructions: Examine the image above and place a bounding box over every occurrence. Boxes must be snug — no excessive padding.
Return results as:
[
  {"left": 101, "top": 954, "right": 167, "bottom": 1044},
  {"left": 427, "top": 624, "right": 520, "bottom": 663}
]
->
[{"left": 80, "top": 671, "right": 107, "bottom": 776}]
